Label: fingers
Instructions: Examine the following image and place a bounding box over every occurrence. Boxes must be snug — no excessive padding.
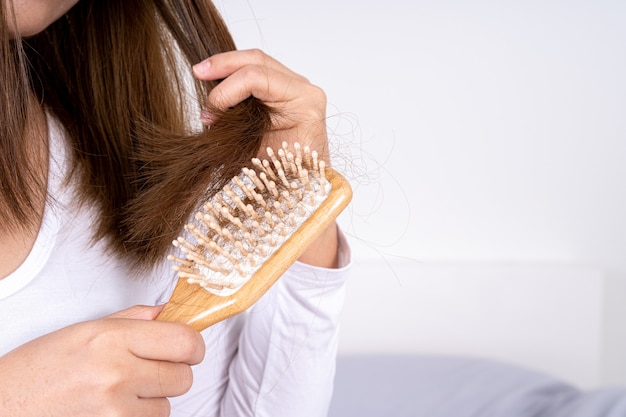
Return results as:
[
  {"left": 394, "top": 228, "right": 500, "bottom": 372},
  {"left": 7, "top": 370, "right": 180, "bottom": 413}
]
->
[
  {"left": 135, "top": 398, "right": 171, "bottom": 417},
  {"left": 91, "top": 318, "right": 201, "bottom": 403},
  {"left": 193, "top": 48, "right": 306, "bottom": 83},
  {"left": 114, "top": 319, "right": 206, "bottom": 365},
  {"left": 206, "top": 65, "right": 316, "bottom": 112},
  {"left": 134, "top": 359, "right": 194, "bottom": 398},
  {"left": 94, "top": 316, "right": 201, "bottom": 400},
  {"left": 0, "top": 310, "right": 202, "bottom": 416},
  {"left": 192, "top": 49, "right": 324, "bottom": 117},
  {"left": 106, "top": 305, "right": 164, "bottom": 320},
  {"left": 103, "top": 306, "right": 205, "bottom": 365},
  {"left": 192, "top": 48, "right": 331, "bottom": 173}
]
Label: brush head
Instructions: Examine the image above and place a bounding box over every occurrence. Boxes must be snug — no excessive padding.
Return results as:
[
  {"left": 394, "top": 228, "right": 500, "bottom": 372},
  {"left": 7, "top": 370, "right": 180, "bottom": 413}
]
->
[{"left": 167, "top": 142, "right": 331, "bottom": 296}]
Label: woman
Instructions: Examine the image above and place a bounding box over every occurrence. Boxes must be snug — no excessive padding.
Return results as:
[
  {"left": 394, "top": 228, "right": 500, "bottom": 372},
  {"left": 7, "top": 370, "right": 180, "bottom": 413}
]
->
[{"left": 0, "top": 0, "right": 350, "bottom": 416}]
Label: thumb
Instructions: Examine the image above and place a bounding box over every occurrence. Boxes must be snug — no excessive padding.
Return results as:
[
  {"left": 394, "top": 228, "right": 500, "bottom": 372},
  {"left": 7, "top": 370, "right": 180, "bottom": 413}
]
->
[{"left": 106, "top": 305, "right": 164, "bottom": 320}]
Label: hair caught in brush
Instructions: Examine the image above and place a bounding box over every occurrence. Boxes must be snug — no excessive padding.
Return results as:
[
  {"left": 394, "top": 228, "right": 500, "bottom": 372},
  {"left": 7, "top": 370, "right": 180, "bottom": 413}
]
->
[{"left": 14, "top": 0, "right": 275, "bottom": 270}]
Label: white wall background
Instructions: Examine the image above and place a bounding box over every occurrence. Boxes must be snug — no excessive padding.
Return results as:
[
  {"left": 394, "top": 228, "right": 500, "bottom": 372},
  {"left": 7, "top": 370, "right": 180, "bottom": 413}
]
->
[{"left": 216, "top": 0, "right": 626, "bottom": 388}]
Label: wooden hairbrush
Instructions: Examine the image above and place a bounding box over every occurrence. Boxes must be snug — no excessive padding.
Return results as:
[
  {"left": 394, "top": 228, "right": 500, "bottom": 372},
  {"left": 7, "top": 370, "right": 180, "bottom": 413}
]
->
[{"left": 156, "top": 142, "right": 352, "bottom": 331}]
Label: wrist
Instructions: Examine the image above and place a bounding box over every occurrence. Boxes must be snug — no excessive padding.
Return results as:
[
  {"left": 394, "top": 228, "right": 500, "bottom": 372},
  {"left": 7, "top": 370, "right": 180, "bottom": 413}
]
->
[{"left": 297, "top": 222, "right": 339, "bottom": 268}]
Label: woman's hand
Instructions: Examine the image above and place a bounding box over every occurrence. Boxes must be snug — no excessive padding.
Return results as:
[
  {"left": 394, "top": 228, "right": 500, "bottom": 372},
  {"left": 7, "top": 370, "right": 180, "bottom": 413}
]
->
[
  {"left": 193, "top": 49, "right": 329, "bottom": 160},
  {"left": 193, "top": 49, "right": 339, "bottom": 268},
  {"left": 0, "top": 305, "right": 205, "bottom": 417}
]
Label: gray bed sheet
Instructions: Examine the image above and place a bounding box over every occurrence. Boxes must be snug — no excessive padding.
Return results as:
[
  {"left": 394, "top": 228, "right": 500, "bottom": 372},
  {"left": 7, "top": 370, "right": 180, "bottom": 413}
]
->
[{"left": 328, "top": 355, "right": 626, "bottom": 417}]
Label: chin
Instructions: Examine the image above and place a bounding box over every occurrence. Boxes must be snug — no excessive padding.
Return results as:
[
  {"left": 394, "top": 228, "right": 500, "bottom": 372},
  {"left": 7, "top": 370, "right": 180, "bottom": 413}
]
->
[
  {"left": 10, "top": 0, "right": 80, "bottom": 38},
  {"left": 15, "top": 25, "right": 51, "bottom": 38}
]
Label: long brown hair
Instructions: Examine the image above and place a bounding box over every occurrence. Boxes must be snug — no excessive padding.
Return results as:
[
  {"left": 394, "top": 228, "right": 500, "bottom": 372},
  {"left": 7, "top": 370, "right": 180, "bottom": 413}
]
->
[
  {"left": 1, "top": 0, "right": 273, "bottom": 270},
  {"left": 0, "top": 1, "right": 46, "bottom": 235}
]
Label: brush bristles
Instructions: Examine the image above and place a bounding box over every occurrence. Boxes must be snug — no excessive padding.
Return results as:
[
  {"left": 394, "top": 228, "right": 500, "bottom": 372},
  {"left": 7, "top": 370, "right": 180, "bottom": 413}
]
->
[{"left": 168, "top": 142, "right": 331, "bottom": 296}]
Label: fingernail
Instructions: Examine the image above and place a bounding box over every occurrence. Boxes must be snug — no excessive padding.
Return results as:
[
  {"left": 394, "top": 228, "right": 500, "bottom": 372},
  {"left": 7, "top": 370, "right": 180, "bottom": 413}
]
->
[{"left": 193, "top": 59, "right": 211, "bottom": 76}]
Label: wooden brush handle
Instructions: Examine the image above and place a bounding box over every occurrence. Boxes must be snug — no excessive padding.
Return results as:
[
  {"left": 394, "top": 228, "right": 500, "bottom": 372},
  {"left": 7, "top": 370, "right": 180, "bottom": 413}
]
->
[{"left": 156, "top": 168, "right": 352, "bottom": 331}]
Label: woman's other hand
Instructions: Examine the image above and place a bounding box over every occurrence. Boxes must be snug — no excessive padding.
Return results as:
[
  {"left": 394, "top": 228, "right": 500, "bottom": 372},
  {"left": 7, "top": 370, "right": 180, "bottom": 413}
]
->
[
  {"left": 193, "top": 49, "right": 330, "bottom": 163},
  {"left": 0, "top": 305, "right": 205, "bottom": 417}
]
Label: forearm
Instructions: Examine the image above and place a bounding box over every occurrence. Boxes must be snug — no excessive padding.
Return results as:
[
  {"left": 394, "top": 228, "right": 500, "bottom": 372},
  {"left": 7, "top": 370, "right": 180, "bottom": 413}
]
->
[{"left": 298, "top": 222, "right": 339, "bottom": 269}]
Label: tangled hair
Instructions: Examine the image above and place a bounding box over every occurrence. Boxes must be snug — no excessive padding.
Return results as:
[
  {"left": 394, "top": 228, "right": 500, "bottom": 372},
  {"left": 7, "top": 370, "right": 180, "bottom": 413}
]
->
[{"left": 1, "top": 0, "right": 274, "bottom": 270}]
